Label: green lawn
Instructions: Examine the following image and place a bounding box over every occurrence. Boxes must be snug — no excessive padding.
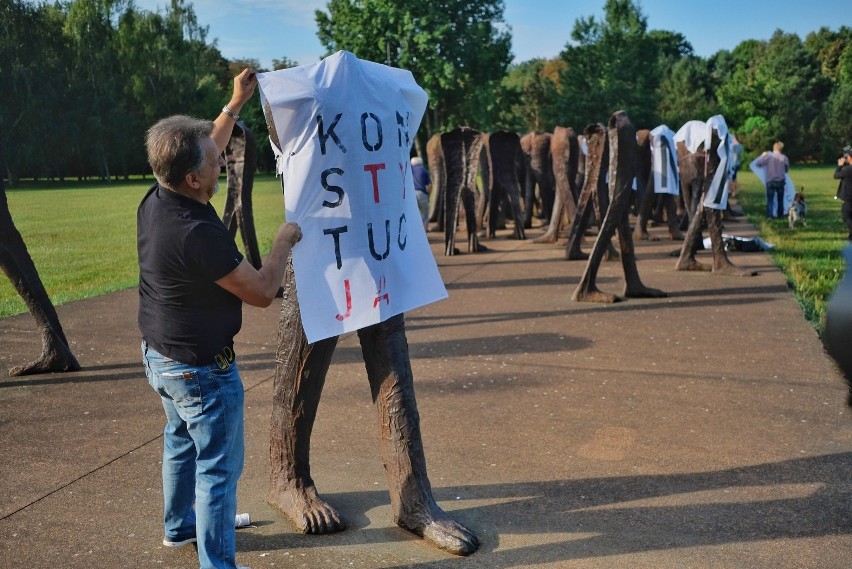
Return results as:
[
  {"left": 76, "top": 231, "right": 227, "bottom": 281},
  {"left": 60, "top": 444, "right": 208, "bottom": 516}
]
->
[
  {"left": 0, "top": 175, "right": 287, "bottom": 318},
  {"left": 735, "top": 164, "right": 848, "bottom": 333},
  {"left": 3, "top": 166, "right": 849, "bottom": 334}
]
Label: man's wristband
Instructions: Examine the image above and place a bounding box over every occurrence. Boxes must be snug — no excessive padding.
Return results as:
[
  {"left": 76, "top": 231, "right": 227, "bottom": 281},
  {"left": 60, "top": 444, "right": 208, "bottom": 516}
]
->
[{"left": 221, "top": 105, "right": 240, "bottom": 121}]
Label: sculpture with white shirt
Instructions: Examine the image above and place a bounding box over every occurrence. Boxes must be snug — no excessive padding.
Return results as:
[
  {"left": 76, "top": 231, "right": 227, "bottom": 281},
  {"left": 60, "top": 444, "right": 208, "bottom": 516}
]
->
[{"left": 673, "top": 116, "right": 756, "bottom": 276}]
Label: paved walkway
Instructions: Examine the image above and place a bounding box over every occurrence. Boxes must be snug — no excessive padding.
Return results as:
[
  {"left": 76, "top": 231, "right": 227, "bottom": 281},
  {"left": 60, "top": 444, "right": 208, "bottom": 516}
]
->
[{"left": 1, "top": 214, "right": 851, "bottom": 568}]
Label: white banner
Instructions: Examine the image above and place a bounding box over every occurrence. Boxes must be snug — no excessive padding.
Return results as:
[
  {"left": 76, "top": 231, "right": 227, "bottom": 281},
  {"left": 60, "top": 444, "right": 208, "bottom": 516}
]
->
[
  {"left": 649, "top": 125, "right": 680, "bottom": 196},
  {"left": 257, "top": 51, "right": 447, "bottom": 343},
  {"left": 702, "top": 115, "right": 730, "bottom": 211}
]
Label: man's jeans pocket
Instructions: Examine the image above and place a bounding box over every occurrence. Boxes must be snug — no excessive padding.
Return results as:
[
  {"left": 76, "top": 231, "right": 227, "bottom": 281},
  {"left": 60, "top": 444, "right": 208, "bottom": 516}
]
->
[{"left": 142, "top": 343, "right": 203, "bottom": 416}]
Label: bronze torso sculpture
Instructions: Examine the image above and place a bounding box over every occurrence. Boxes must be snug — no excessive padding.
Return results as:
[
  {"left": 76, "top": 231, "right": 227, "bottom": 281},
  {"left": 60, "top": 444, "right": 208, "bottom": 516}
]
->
[
  {"left": 426, "top": 134, "right": 445, "bottom": 232},
  {"left": 631, "top": 129, "right": 656, "bottom": 241},
  {"left": 268, "top": 259, "right": 479, "bottom": 555},
  {"left": 258, "top": 111, "right": 479, "bottom": 555},
  {"left": 534, "top": 126, "right": 579, "bottom": 244},
  {"left": 519, "top": 131, "right": 554, "bottom": 229},
  {"left": 564, "top": 124, "right": 609, "bottom": 261},
  {"left": 222, "top": 121, "right": 262, "bottom": 269},
  {"left": 633, "top": 129, "right": 684, "bottom": 242},
  {"left": 571, "top": 111, "right": 668, "bottom": 303},
  {"left": 440, "top": 127, "right": 485, "bottom": 256},
  {"left": 483, "top": 131, "right": 526, "bottom": 240},
  {"left": 674, "top": 133, "right": 756, "bottom": 276}
]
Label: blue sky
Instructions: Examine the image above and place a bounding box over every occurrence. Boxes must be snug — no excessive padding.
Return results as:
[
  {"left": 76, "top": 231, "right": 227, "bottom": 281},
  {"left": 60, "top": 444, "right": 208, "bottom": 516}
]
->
[{"left": 133, "top": 0, "right": 849, "bottom": 68}]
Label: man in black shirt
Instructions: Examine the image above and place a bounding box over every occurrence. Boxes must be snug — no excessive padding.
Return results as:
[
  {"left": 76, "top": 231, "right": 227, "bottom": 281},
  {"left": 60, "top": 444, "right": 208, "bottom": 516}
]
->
[
  {"left": 138, "top": 69, "right": 301, "bottom": 569},
  {"left": 835, "top": 147, "right": 852, "bottom": 240}
]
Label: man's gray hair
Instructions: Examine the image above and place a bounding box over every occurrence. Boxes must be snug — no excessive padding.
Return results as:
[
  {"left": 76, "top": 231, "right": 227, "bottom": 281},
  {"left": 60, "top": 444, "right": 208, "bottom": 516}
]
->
[{"left": 146, "top": 115, "right": 214, "bottom": 189}]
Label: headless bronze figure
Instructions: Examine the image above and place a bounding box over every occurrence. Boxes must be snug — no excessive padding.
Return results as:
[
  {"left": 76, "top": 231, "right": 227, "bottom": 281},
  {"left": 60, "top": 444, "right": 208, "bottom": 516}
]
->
[
  {"left": 572, "top": 111, "right": 668, "bottom": 303},
  {"left": 534, "top": 126, "right": 579, "bottom": 244},
  {"left": 222, "top": 121, "right": 262, "bottom": 270},
  {"left": 268, "top": 261, "right": 478, "bottom": 555},
  {"left": 441, "top": 127, "right": 485, "bottom": 256},
  {"left": 0, "top": 147, "right": 79, "bottom": 376},
  {"left": 259, "top": 105, "right": 478, "bottom": 555},
  {"left": 483, "top": 131, "right": 526, "bottom": 240},
  {"left": 674, "top": 130, "right": 756, "bottom": 276}
]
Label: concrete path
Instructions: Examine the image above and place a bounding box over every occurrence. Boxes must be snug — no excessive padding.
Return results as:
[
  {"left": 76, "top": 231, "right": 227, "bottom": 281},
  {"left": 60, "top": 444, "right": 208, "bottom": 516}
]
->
[{"left": 1, "top": 215, "right": 850, "bottom": 568}]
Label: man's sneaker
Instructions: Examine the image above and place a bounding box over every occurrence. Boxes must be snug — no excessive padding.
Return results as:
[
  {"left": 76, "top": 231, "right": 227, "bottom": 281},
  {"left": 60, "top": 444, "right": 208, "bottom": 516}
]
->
[{"left": 162, "top": 536, "right": 197, "bottom": 548}]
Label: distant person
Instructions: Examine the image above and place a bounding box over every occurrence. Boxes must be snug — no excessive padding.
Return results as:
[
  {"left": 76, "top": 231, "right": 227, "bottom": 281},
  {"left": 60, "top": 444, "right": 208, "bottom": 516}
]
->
[
  {"left": 411, "top": 155, "right": 431, "bottom": 231},
  {"left": 138, "top": 69, "right": 302, "bottom": 569},
  {"left": 755, "top": 141, "right": 789, "bottom": 218},
  {"left": 835, "top": 146, "right": 852, "bottom": 240},
  {"left": 729, "top": 133, "right": 744, "bottom": 196}
]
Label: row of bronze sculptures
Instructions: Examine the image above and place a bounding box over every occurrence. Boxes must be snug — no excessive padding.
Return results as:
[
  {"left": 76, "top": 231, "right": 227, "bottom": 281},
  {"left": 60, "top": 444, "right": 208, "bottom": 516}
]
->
[
  {"left": 0, "top": 110, "right": 747, "bottom": 378},
  {"left": 426, "top": 111, "right": 754, "bottom": 305}
]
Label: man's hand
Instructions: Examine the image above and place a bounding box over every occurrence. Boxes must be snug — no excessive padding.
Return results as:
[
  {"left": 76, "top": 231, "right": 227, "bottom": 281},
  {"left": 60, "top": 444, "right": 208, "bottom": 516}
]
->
[
  {"left": 230, "top": 68, "right": 257, "bottom": 110},
  {"left": 278, "top": 222, "right": 303, "bottom": 248},
  {"left": 216, "top": 221, "right": 303, "bottom": 308},
  {"left": 839, "top": 157, "right": 847, "bottom": 167},
  {"left": 212, "top": 68, "right": 258, "bottom": 153}
]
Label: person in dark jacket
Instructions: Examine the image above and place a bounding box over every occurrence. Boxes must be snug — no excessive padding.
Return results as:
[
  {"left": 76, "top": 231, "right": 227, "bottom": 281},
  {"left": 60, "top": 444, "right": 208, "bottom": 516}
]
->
[{"left": 835, "top": 147, "right": 852, "bottom": 240}]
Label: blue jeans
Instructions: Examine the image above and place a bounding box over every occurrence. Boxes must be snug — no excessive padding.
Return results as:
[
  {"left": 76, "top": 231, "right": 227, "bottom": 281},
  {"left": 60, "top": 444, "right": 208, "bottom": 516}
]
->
[
  {"left": 142, "top": 342, "right": 244, "bottom": 569},
  {"left": 766, "top": 180, "right": 785, "bottom": 218}
]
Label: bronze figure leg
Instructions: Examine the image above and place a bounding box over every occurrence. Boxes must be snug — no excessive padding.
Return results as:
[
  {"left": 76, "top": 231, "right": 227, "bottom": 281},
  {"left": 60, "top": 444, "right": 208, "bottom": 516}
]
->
[{"left": 358, "top": 314, "right": 479, "bottom": 556}]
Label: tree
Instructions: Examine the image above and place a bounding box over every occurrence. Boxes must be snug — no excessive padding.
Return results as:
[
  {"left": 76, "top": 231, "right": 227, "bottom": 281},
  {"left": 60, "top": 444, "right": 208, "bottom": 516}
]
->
[
  {"left": 272, "top": 56, "right": 300, "bottom": 70},
  {"left": 805, "top": 26, "right": 852, "bottom": 82},
  {"left": 805, "top": 27, "right": 852, "bottom": 159},
  {"left": 821, "top": 43, "right": 852, "bottom": 158},
  {"left": 63, "top": 0, "right": 134, "bottom": 180},
  {"left": 717, "top": 31, "right": 830, "bottom": 160},
  {"left": 501, "top": 59, "right": 562, "bottom": 132},
  {"left": 552, "top": 0, "right": 687, "bottom": 130},
  {"left": 657, "top": 55, "right": 721, "bottom": 130},
  {"left": 314, "top": 0, "right": 512, "bottom": 152},
  {"left": 115, "top": 1, "right": 230, "bottom": 176},
  {"left": 0, "top": 0, "right": 71, "bottom": 182},
  {"left": 1, "top": 0, "right": 233, "bottom": 181}
]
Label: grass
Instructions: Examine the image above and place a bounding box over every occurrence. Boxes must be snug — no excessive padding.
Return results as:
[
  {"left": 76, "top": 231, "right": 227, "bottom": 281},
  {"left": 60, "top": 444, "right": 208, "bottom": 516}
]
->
[
  {"left": 3, "top": 166, "right": 849, "bottom": 334},
  {"left": 735, "top": 164, "right": 848, "bottom": 333},
  {"left": 0, "top": 174, "right": 287, "bottom": 318}
]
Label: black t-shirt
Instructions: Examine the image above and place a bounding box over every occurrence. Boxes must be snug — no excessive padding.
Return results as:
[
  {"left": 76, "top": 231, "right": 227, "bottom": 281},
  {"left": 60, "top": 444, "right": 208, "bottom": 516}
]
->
[
  {"left": 836, "top": 165, "right": 852, "bottom": 202},
  {"left": 137, "top": 184, "right": 244, "bottom": 365}
]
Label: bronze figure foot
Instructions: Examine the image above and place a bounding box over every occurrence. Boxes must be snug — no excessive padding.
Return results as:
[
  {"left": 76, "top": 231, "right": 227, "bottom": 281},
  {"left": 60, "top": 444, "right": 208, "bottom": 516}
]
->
[
  {"left": 268, "top": 483, "right": 346, "bottom": 534},
  {"left": 713, "top": 261, "right": 757, "bottom": 277},
  {"left": 633, "top": 229, "right": 658, "bottom": 241},
  {"left": 572, "top": 286, "right": 620, "bottom": 303},
  {"left": 397, "top": 501, "right": 479, "bottom": 556},
  {"left": 675, "top": 258, "right": 712, "bottom": 272},
  {"left": 9, "top": 346, "right": 80, "bottom": 377},
  {"left": 624, "top": 284, "right": 668, "bottom": 298},
  {"left": 566, "top": 250, "right": 590, "bottom": 261},
  {"left": 532, "top": 233, "right": 558, "bottom": 244}
]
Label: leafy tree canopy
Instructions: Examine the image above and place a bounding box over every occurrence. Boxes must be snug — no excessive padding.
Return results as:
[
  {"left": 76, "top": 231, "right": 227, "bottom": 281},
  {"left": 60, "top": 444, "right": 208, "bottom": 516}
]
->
[
  {"left": 717, "top": 30, "right": 830, "bottom": 159},
  {"left": 314, "top": 0, "right": 513, "bottom": 147},
  {"left": 552, "top": 0, "right": 688, "bottom": 130}
]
